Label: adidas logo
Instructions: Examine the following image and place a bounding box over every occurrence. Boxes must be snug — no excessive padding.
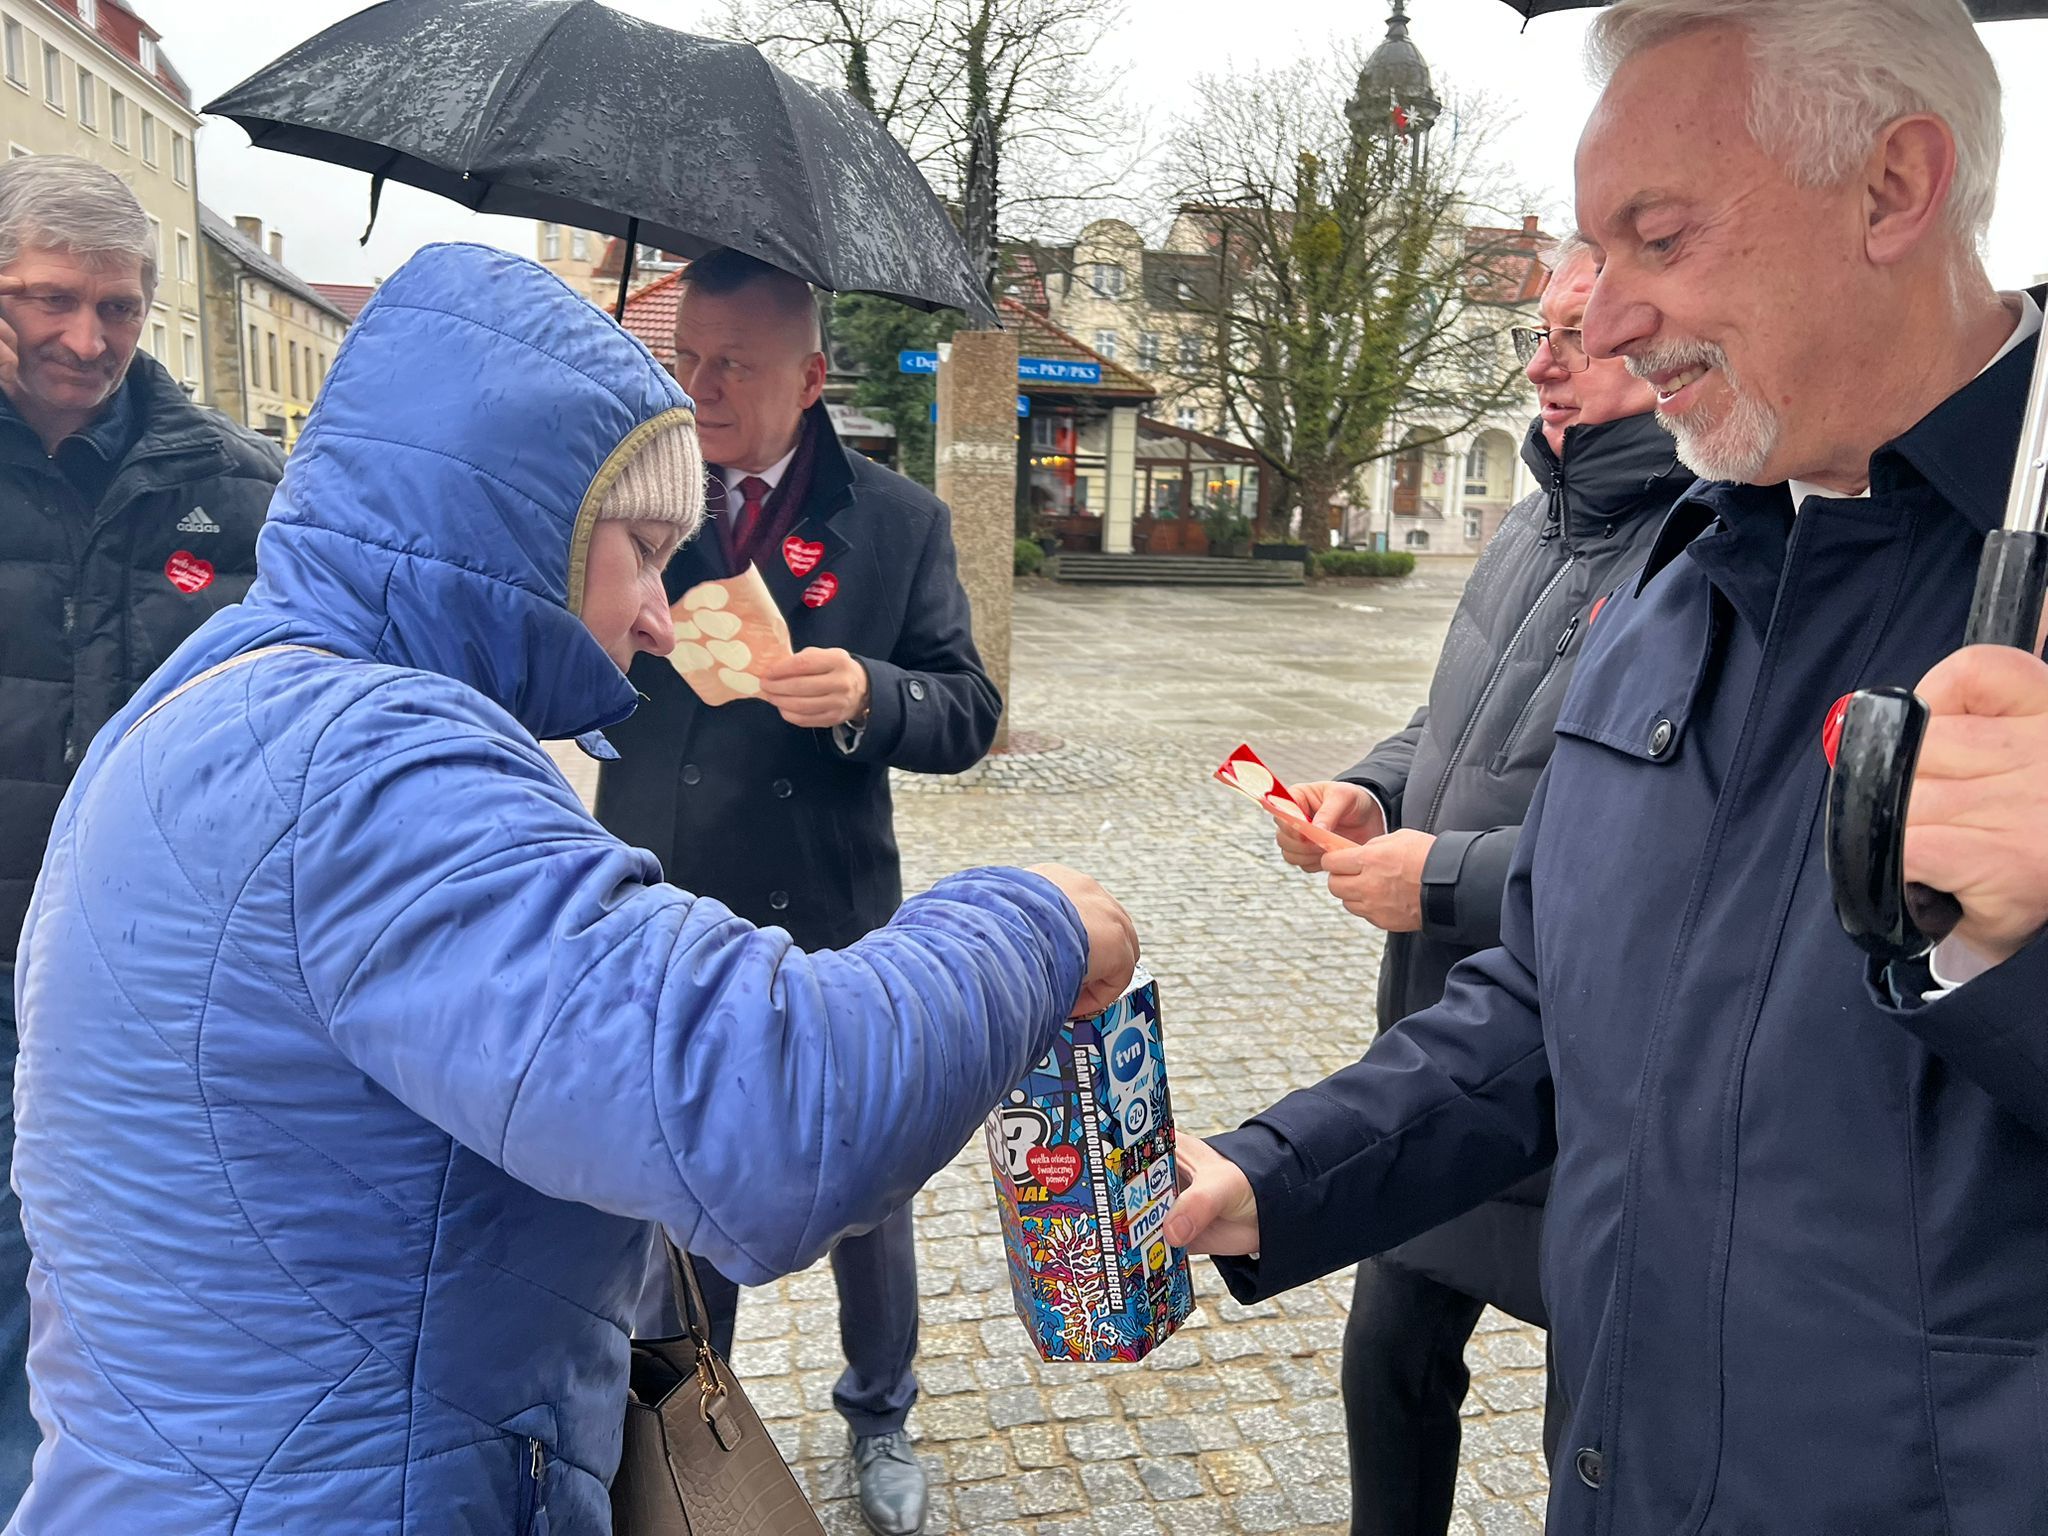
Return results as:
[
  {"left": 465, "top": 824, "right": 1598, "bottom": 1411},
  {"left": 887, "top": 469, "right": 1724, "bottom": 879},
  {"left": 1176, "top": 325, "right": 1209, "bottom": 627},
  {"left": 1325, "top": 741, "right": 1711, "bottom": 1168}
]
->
[{"left": 176, "top": 507, "right": 221, "bottom": 535}]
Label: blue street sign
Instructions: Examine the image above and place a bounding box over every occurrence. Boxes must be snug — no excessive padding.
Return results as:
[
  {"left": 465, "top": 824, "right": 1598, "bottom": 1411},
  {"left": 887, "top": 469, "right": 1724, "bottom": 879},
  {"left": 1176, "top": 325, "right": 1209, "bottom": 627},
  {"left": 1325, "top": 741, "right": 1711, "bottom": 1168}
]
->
[
  {"left": 1018, "top": 357, "right": 1101, "bottom": 385},
  {"left": 899, "top": 350, "right": 1100, "bottom": 387}
]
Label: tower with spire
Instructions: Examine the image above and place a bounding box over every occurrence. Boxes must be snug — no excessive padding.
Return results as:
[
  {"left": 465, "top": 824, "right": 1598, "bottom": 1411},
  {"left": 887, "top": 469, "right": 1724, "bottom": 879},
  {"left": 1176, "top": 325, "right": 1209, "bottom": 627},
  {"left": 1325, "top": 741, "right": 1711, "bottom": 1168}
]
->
[{"left": 1350, "top": 0, "right": 1442, "bottom": 161}]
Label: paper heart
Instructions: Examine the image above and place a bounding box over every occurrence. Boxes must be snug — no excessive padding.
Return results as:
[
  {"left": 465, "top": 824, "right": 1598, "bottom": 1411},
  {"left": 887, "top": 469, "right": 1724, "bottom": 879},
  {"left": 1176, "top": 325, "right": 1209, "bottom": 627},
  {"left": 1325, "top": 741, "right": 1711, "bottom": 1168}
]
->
[
  {"left": 706, "top": 638, "right": 751, "bottom": 668},
  {"left": 717, "top": 668, "right": 761, "bottom": 695},
  {"left": 165, "top": 550, "right": 214, "bottom": 595},
  {"left": 784, "top": 537, "right": 825, "bottom": 578},
  {"left": 694, "top": 609, "right": 742, "bottom": 640},
  {"left": 672, "top": 641, "right": 714, "bottom": 674},
  {"left": 1026, "top": 1144, "right": 1083, "bottom": 1195},
  {"left": 681, "top": 584, "right": 730, "bottom": 612},
  {"left": 802, "top": 572, "right": 838, "bottom": 609},
  {"left": 673, "top": 619, "right": 703, "bottom": 641}
]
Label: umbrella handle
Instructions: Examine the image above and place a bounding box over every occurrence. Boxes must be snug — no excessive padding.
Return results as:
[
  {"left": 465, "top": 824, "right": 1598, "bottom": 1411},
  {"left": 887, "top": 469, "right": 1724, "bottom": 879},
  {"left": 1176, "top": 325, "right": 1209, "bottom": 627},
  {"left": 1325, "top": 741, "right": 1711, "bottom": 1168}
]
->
[{"left": 614, "top": 217, "right": 638, "bottom": 322}]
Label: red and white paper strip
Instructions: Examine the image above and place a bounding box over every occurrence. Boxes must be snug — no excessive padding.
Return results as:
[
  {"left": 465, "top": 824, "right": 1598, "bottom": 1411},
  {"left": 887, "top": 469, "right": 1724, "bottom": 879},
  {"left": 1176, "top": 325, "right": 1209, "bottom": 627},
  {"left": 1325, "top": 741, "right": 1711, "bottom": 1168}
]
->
[{"left": 1212, "top": 743, "right": 1356, "bottom": 853}]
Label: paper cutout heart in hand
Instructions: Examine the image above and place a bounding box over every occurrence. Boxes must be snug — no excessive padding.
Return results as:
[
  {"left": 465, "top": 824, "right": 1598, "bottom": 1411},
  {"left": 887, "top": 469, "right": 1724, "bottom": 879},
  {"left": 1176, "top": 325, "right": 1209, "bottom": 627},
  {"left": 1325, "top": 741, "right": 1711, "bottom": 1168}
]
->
[
  {"left": 669, "top": 564, "right": 793, "bottom": 706},
  {"left": 1027, "top": 1144, "right": 1083, "bottom": 1195},
  {"left": 784, "top": 537, "right": 825, "bottom": 577},
  {"left": 1213, "top": 743, "right": 1356, "bottom": 852}
]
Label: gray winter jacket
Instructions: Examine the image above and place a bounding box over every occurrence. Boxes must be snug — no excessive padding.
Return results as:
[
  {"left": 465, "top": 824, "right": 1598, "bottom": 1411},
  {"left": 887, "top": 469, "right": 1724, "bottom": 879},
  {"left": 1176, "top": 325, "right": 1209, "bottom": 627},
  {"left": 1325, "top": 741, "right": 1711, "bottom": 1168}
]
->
[{"left": 1341, "top": 410, "right": 1690, "bottom": 1319}]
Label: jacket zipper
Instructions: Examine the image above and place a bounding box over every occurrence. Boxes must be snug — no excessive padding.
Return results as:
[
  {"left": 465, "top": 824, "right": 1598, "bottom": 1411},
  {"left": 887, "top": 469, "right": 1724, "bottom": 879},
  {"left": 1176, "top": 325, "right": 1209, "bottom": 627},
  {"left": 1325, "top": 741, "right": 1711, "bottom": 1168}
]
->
[
  {"left": 522, "top": 1438, "right": 548, "bottom": 1535},
  {"left": 1421, "top": 557, "right": 1577, "bottom": 833},
  {"left": 1488, "top": 615, "right": 1580, "bottom": 774}
]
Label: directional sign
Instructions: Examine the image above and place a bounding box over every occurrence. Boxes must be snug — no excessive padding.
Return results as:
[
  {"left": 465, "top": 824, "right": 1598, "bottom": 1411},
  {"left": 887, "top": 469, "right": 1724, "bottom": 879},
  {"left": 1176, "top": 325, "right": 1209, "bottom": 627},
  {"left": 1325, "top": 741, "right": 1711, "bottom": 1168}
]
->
[
  {"left": 899, "top": 350, "right": 1101, "bottom": 387},
  {"left": 1018, "top": 357, "right": 1101, "bottom": 385}
]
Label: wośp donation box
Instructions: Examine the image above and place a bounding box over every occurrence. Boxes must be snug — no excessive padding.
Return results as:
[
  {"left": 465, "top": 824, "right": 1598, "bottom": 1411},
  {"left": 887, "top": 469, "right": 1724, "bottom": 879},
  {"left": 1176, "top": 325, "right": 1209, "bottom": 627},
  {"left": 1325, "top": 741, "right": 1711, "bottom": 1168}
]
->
[{"left": 983, "top": 970, "right": 1196, "bottom": 1362}]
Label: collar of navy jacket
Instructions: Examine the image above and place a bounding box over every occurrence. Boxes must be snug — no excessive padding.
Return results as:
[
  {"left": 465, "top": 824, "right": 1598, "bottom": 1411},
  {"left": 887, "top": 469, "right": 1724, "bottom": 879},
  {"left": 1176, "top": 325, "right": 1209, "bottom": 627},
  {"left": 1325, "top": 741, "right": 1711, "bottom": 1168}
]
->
[
  {"left": 668, "top": 398, "right": 858, "bottom": 618},
  {"left": 1635, "top": 283, "right": 2047, "bottom": 630}
]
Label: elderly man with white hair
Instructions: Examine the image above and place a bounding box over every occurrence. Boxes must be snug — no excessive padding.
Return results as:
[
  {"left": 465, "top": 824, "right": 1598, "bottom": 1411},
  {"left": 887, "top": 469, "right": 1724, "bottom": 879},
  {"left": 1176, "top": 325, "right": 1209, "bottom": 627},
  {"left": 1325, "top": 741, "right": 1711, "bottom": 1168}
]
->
[{"left": 1167, "top": 2, "right": 2048, "bottom": 1529}]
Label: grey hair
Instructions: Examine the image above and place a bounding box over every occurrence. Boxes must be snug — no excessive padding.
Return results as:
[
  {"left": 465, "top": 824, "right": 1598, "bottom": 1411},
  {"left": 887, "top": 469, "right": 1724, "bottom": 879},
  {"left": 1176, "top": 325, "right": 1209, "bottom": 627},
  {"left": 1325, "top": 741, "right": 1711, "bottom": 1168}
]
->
[
  {"left": 1589, "top": 0, "right": 2001, "bottom": 253},
  {"left": 1540, "top": 232, "right": 1596, "bottom": 278},
  {"left": 0, "top": 155, "right": 156, "bottom": 292}
]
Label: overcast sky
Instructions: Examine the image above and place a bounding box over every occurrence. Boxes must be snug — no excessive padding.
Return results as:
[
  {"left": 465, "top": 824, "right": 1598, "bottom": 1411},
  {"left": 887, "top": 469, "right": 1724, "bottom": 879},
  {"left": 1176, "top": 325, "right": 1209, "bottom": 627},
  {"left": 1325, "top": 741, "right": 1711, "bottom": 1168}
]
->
[{"left": 149, "top": 0, "right": 2048, "bottom": 289}]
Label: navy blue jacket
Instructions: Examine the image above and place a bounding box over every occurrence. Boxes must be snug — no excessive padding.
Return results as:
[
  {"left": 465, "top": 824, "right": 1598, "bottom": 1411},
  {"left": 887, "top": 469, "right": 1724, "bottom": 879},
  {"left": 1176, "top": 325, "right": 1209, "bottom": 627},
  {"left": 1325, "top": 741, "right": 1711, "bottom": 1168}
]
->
[
  {"left": 597, "top": 405, "right": 1000, "bottom": 949},
  {"left": 1214, "top": 310, "right": 2048, "bottom": 1533}
]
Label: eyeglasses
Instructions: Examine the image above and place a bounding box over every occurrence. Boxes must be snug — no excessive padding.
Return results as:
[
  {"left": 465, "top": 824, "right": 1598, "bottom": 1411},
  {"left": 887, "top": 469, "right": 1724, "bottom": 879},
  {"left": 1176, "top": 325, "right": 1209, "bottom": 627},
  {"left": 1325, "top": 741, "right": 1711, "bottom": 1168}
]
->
[{"left": 1512, "top": 326, "right": 1589, "bottom": 374}]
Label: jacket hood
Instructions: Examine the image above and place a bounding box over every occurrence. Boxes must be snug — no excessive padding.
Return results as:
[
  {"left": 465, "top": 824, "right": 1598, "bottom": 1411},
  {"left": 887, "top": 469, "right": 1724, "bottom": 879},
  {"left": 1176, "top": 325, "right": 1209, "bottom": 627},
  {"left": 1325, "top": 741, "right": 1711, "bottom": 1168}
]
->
[
  {"left": 204, "top": 242, "right": 693, "bottom": 742},
  {"left": 1521, "top": 410, "right": 1690, "bottom": 540}
]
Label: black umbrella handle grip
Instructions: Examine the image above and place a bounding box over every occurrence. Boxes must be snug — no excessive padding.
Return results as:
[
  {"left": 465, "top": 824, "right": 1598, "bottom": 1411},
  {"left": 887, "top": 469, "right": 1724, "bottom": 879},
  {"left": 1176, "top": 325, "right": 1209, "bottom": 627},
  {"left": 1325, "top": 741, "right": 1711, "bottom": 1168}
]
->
[
  {"left": 1824, "top": 530, "right": 2048, "bottom": 963},
  {"left": 1824, "top": 688, "right": 1959, "bottom": 960}
]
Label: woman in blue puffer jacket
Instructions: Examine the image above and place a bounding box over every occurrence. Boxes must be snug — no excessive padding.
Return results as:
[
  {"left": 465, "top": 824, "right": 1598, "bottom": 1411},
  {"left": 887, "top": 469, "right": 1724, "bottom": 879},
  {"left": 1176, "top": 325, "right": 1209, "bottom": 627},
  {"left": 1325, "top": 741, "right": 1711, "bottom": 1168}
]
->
[{"left": 6, "top": 243, "right": 1134, "bottom": 1534}]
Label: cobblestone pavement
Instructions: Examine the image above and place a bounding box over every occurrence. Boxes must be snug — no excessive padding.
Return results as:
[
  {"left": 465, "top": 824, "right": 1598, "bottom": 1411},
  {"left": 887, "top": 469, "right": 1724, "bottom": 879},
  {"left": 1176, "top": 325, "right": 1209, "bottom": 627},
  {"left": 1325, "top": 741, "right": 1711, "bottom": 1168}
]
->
[{"left": 557, "top": 560, "right": 1552, "bottom": 1535}]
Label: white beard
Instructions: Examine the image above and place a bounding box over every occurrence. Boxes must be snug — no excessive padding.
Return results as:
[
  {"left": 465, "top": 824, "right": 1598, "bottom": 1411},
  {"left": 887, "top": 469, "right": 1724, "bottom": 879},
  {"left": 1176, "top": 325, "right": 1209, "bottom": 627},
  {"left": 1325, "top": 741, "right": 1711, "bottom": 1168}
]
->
[{"left": 1630, "top": 341, "right": 1783, "bottom": 484}]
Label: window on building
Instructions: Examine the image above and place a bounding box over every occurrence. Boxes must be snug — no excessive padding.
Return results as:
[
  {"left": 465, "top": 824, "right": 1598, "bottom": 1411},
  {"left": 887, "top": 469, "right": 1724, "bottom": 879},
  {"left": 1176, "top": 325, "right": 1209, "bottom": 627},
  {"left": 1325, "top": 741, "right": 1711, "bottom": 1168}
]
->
[
  {"left": 140, "top": 112, "right": 157, "bottom": 165},
  {"left": 289, "top": 340, "right": 300, "bottom": 399},
  {"left": 570, "top": 229, "right": 589, "bottom": 261},
  {"left": 75, "top": 66, "right": 93, "bottom": 129},
  {"left": 541, "top": 224, "right": 561, "bottom": 260},
  {"left": 1465, "top": 441, "right": 1488, "bottom": 494},
  {"left": 1089, "top": 263, "right": 1124, "bottom": 298},
  {"left": 7, "top": 144, "right": 27, "bottom": 160},
  {"left": 1093, "top": 329, "right": 1117, "bottom": 361},
  {"left": 78, "top": 0, "right": 98, "bottom": 26},
  {"left": 172, "top": 133, "right": 188, "bottom": 186},
  {"left": 1176, "top": 406, "right": 1197, "bottom": 431},
  {"left": 1, "top": 22, "right": 21, "bottom": 89},
  {"left": 316, "top": 352, "right": 326, "bottom": 387},
  {"left": 1176, "top": 280, "right": 1195, "bottom": 304},
  {"left": 181, "top": 329, "right": 198, "bottom": 383},
  {"left": 247, "top": 322, "right": 259, "bottom": 378},
  {"left": 1137, "top": 332, "right": 1160, "bottom": 370},
  {"left": 42, "top": 43, "right": 61, "bottom": 109},
  {"left": 1404, "top": 527, "right": 1431, "bottom": 550},
  {"left": 175, "top": 230, "right": 190, "bottom": 282},
  {"left": 109, "top": 89, "right": 126, "bottom": 146},
  {"left": 138, "top": 35, "right": 156, "bottom": 75},
  {"left": 266, "top": 332, "right": 278, "bottom": 393},
  {"left": 1178, "top": 333, "right": 1202, "bottom": 369},
  {"left": 144, "top": 214, "right": 160, "bottom": 268},
  {"left": 1465, "top": 512, "right": 1482, "bottom": 543},
  {"left": 150, "top": 320, "right": 166, "bottom": 360}
]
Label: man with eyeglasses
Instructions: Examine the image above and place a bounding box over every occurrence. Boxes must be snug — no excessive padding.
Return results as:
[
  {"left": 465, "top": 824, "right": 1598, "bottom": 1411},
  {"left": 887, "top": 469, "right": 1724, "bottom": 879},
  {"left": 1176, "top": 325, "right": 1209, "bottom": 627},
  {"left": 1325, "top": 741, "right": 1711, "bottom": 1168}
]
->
[
  {"left": 1266, "top": 240, "right": 1683, "bottom": 1536},
  {"left": 0, "top": 154, "right": 279, "bottom": 1518}
]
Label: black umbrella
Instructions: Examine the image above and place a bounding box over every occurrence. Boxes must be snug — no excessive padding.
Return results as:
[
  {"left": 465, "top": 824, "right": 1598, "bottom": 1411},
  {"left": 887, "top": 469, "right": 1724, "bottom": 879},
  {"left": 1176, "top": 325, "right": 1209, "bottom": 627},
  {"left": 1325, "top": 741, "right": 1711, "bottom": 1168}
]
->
[
  {"left": 204, "top": 0, "right": 994, "bottom": 324},
  {"left": 1492, "top": 0, "right": 2045, "bottom": 17}
]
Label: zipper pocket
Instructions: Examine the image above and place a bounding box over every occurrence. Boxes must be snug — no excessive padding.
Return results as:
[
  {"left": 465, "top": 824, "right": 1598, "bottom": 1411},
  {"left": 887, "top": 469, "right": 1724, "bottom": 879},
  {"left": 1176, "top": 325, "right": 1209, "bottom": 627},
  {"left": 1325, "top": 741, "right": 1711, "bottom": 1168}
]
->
[
  {"left": 1488, "top": 615, "right": 1579, "bottom": 774},
  {"left": 518, "top": 1438, "right": 548, "bottom": 1535}
]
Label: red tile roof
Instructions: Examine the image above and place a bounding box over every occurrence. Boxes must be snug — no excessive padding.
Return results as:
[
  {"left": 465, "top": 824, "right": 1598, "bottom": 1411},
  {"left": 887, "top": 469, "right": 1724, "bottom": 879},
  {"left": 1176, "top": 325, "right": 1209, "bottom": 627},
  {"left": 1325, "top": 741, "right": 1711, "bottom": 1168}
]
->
[
  {"left": 310, "top": 283, "right": 377, "bottom": 322},
  {"left": 618, "top": 269, "right": 684, "bottom": 370},
  {"left": 996, "top": 298, "right": 1156, "bottom": 399},
  {"left": 41, "top": 0, "right": 190, "bottom": 108}
]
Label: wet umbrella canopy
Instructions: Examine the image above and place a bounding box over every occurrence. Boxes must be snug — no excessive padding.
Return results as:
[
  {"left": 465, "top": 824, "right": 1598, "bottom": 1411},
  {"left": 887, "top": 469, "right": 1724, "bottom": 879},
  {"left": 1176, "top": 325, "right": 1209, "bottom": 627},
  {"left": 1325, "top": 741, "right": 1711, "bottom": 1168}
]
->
[{"left": 205, "top": 0, "right": 995, "bottom": 324}]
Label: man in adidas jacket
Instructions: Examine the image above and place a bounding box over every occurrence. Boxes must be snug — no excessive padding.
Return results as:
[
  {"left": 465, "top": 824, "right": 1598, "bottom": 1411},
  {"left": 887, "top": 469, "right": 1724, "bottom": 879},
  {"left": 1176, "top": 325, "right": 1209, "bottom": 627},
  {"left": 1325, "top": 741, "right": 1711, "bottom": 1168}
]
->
[{"left": 0, "top": 155, "right": 280, "bottom": 1515}]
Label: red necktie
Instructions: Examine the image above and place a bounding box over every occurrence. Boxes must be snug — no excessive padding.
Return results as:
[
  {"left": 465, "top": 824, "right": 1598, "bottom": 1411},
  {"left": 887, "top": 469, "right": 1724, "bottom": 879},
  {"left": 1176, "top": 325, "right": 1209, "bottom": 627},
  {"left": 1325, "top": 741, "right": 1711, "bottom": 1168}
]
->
[{"left": 733, "top": 475, "right": 771, "bottom": 556}]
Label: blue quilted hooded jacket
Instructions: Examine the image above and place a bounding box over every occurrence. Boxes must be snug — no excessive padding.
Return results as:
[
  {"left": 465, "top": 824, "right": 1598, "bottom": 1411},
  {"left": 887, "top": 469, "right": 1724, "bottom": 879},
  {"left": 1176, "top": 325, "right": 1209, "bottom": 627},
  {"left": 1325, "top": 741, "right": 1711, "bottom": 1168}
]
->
[{"left": 8, "top": 244, "right": 1084, "bottom": 1535}]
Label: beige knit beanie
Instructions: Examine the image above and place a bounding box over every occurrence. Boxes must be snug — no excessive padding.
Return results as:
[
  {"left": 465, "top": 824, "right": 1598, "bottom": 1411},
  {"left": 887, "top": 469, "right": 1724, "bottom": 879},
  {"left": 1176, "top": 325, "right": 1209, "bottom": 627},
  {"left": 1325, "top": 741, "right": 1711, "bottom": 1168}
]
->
[{"left": 596, "top": 414, "right": 705, "bottom": 541}]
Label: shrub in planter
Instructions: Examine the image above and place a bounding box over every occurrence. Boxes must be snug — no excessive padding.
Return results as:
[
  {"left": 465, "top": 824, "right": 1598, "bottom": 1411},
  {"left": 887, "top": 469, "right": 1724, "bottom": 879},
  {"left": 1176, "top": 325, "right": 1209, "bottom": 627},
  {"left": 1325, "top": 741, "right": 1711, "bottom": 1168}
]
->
[
  {"left": 1015, "top": 538, "right": 1046, "bottom": 576},
  {"left": 1314, "top": 549, "right": 1416, "bottom": 579}
]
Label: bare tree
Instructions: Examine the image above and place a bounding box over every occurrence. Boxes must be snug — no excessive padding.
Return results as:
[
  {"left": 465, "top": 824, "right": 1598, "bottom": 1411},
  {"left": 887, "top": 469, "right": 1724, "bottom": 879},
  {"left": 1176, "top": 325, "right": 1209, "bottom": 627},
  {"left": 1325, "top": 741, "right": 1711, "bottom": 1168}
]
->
[
  {"left": 1165, "top": 54, "right": 1537, "bottom": 547},
  {"left": 721, "top": 0, "right": 1139, "bottom": 299}
]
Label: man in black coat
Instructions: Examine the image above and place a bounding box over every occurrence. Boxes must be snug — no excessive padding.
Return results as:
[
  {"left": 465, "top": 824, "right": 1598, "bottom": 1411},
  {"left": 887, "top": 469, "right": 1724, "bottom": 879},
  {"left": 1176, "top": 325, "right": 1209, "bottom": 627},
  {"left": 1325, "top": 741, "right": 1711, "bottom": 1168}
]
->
[
  {"left": 596, "top": 249, "right": 998, "bottom": 1536},
  {"left": 0, "top": 155, "right": 281, "bottom": 1516},
  {"left": 1274, "top": 245, "right": 1678, "bottom": 1536}
]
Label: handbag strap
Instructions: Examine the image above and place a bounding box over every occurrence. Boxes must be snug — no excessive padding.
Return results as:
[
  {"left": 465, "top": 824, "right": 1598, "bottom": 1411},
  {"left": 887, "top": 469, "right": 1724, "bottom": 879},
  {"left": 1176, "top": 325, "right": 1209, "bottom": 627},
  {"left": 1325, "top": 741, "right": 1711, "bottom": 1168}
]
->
[
  {"left": 664, "top": 1240, "right": 719, "bottom": 1348},
  {"left": 123, "top": 644, "right": 340, "bottom": 740}
]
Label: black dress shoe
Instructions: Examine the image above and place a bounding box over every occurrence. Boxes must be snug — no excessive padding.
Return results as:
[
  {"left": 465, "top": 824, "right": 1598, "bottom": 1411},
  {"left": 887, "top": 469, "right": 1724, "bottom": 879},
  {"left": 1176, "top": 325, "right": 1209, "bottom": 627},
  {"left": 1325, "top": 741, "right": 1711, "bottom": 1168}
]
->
[{"left": 851, "top": 1429, "right": 927, "bottom": 1536}]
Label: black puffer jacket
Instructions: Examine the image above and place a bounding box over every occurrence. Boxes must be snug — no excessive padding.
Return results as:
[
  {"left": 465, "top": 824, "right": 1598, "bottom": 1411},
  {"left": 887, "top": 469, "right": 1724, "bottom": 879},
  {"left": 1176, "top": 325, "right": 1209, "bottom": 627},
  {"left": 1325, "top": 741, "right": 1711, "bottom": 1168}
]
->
[
  {"left": 1341, "top": 410, "right": 1690, "bottom": 1319},
  {"left": 0, "top": 355, "right": 282, "bottom": 953}
]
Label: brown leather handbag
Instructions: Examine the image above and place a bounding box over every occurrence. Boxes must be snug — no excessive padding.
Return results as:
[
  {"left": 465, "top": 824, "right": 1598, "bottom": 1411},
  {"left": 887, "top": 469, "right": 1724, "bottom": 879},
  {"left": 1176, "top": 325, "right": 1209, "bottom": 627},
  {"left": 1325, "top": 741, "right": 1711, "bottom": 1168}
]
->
[{"left": 611, "top": 1243, "right": 826, "bottom": 1536}]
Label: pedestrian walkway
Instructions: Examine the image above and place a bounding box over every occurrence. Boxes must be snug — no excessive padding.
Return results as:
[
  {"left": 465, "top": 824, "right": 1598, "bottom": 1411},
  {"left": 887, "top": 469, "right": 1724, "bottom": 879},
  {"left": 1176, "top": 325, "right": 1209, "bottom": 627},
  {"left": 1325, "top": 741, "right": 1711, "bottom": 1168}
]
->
[{"left": 556, "top": 561, "right": 1551, "bottom": 1535}]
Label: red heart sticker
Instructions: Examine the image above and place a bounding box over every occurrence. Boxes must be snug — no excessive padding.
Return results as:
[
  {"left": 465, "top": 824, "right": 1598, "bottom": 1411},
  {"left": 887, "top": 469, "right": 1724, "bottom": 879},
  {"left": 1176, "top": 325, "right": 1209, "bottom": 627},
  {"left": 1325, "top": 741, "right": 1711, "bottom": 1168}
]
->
[
  {"left": 165, "top": 550, "right": 214, "bottom": 595},
  {"left": 802, "top": 572, "right": 838, "bottom": 609},
  {"left": 1821, "top": 692, "right": 1853, "bottom": 768},
  {"left": 1026, "top": 1144, "right": 1083, "bottom": 1195},
  {"left": 784, "top": 537, "right": 825, "bottom": 577}
]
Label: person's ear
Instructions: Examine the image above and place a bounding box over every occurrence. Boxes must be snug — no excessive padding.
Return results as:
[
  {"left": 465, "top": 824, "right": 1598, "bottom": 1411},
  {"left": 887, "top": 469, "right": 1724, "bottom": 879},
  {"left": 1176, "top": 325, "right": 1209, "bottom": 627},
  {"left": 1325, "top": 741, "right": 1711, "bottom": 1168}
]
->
[
  {"left": 1864, "top": 113, "right": 1957, "bottom": 267},
  {"left": 799, "top": 350, "right": 827, "bottom": 409}
]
